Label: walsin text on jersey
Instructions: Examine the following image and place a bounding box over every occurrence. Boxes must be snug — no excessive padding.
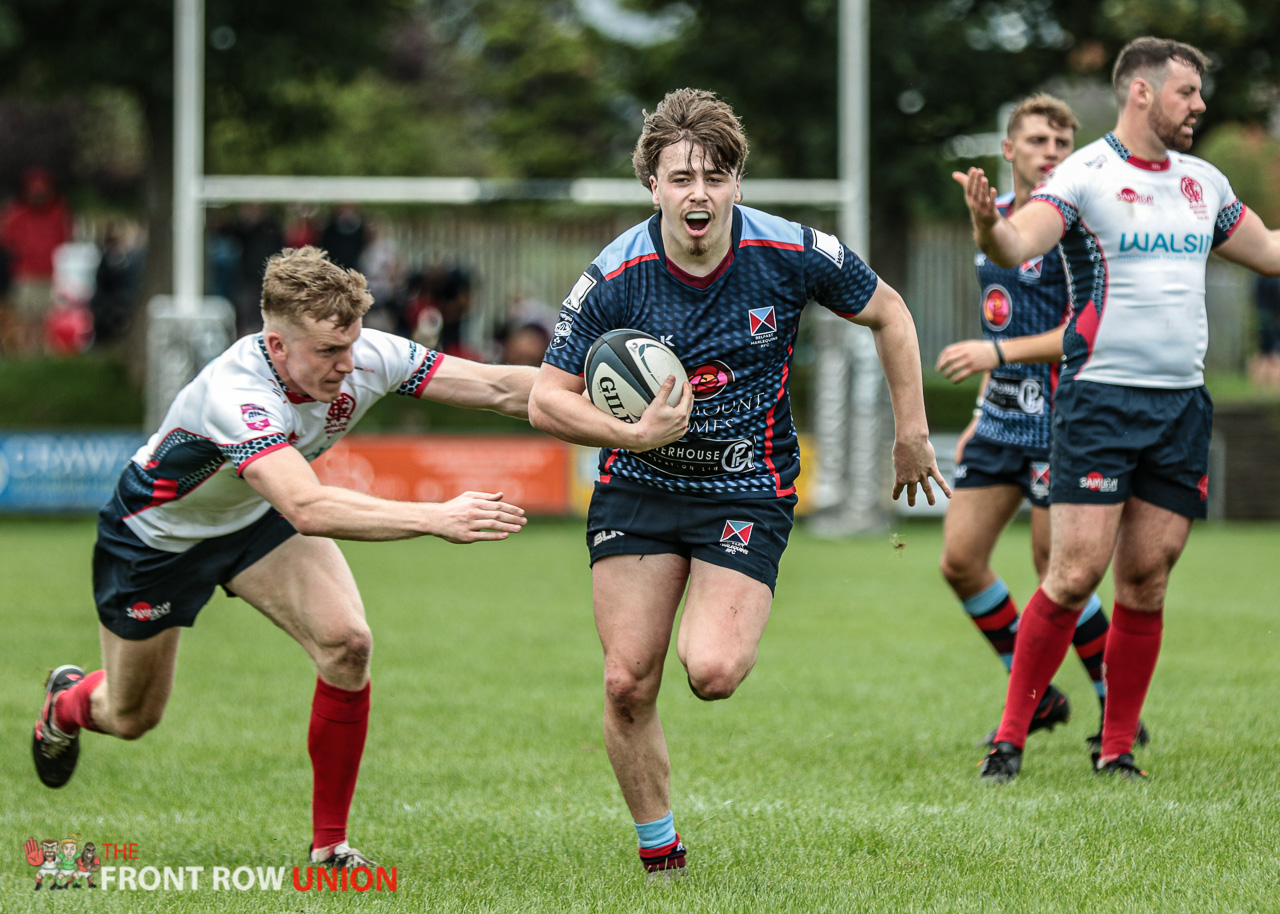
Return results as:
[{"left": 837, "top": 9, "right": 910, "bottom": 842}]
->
[{"left": 95, "top": 865, "right": 397, "bottom": 892}]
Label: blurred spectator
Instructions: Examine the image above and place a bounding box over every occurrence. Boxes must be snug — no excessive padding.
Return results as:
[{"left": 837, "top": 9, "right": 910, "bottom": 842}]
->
[
  {"left": 493, "top": 289, "right": 556, "bottom": 366},
  {"left": 0, "top": 167, "right": 73, "bottom": 355},
  {"left": 1251, "top": 274, "right": 1280, "bottom": 390},
  {"left": 285, "top": 204, "right": 321, "bottom": 250},
  {"left": 206, "top": 211, "right": 242, "bottom": 304},
  {"left": 0, "top": 238, "right": 12, "bottom": 354},
  {"left": 358, "top": 219, "right": 402, "bottom": 333},
  {"left": 231, "top": 203, "right": 284, "bottom": 336},
  {"left": 90, "top": 222, "right": 144, "bottom": 347},
  {"left": 430, "top": 263, "right": 477, "bottom": 359},
  {"left": 320, "top": 204, "right": 367, "bottom": 271}
]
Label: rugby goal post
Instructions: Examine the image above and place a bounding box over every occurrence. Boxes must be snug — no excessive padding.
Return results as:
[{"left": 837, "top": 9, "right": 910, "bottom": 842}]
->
[{"left": 166, "top": 0, "right": 887, "bottom": 534}]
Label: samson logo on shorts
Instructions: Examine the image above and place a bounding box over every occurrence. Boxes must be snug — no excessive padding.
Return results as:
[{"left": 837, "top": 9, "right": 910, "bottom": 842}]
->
[
  {"left": 632, "top": 436, "right": 755, "bottom": 478},
  {"left": 127, "top": 601, "right": 172, "bottom": 622},
  {"left": 1079, "top": 472, "right": 1118, "bottom": 493},
  {"left": 720, "top": 520, "right": 753, "bottom": 556}
]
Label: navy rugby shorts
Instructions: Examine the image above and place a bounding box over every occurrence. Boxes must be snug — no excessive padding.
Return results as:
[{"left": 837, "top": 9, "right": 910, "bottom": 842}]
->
[
  {"left": 1050, "top": 380, "right": 1212, "bottom": 519},
  {"left": 954, "top": 436, "right": 1053, "bottom": 509},
  {"left": 586, "top": 481, "right": 796, "bottom": 592},
  {"left": 93, "top": 503, "right": 298, "bottom": 640}
]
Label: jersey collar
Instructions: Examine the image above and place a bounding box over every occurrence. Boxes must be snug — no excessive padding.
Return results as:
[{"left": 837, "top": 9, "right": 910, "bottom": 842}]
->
[
  {"left": 255, "top": 334, "right": 316, "bottom": 403},
  {"left": 1105, "top": 132, "right": 1172, "bottom": 172},
  {"left": 649, "top": 206, "right": 742, "bottom": 290}
]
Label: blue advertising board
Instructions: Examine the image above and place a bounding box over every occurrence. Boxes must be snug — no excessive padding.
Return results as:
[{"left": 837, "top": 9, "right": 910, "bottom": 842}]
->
[{"left": 0, "top": 432, "right": 147, "bottom": 513}]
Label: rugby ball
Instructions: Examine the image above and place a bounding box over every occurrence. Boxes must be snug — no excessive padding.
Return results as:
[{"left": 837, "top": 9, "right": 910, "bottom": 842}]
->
[{"left": 584, "top": 329, "right": 687, "bottom": 423}]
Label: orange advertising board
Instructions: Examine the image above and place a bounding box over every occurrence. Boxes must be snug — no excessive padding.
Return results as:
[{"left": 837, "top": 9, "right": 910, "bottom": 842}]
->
[
  {"left": 311, "top": 434, "right": 573, "bottom": 515},
  {"left": 313, "top": 433, "right": 819, "bottom": 516}
]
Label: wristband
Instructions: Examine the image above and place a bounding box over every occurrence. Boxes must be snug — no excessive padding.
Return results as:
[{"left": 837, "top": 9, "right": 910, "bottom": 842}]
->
[{"left": 992, "top": 339, "right": 1006, "bottom": 367}]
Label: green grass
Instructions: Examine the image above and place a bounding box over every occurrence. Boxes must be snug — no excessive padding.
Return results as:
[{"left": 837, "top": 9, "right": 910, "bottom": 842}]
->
[{"left": 1, "top": 517, "right": 1277, "bottom": 912}]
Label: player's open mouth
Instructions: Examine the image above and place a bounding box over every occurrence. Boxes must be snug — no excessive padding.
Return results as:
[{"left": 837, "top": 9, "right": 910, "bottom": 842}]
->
[{"left": 684, "top": 212, "right": 710, "bottom": 236}]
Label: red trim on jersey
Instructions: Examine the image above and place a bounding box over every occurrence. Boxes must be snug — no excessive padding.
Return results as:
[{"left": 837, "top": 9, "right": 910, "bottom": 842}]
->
[
  {"left": 739, "top": 238, "right": 804, "bottom": 252},
  {"left": 604, "top": 253, "right": 660, "bottom": 281},
  {"left": 1123, "top": 154, "right": 1171, "bottom": 172},
  {"left": 599, "top": 448, "right": 621, "bottom": 483},
  {"left": 1028, "top": 197, "right": 1068, "bottom": 236},
  {"left": 665, "top": 247, "right": 734, "bottom": 289},
  {"left": 411, "top": 351, "right": 444, "bottom": 398},
  {"left": 1073, "top": 214, "right": 1109, "bottom": 376},
  {"left": 284, "top": 388, "right": 316, "bottom": 404},
  {"left": 763, "top": 347, "right": 797, "bottom": 497},
  {"left": 235, "top": 439, "right": 293, "bottom": 476}
]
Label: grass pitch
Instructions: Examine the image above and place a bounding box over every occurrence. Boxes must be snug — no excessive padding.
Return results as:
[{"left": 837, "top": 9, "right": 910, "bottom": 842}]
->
[{"left": 1, "top": 516, "right": 1276, "bottom": 912}]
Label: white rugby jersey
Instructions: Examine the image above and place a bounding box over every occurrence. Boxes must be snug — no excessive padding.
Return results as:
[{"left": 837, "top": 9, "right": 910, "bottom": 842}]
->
[
  {"left": 114, "top": 329, "right": 441, "bottom": 552},
  {"left": 1031, "top": 133, "right": 1245, "bottom": 388}
]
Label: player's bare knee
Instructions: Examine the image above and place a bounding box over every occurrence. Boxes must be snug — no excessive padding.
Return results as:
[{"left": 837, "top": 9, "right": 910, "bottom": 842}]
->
[
  {"left": 685, "top": 657, "right": 749, "bottom": 701},
  {"left": 603, "top": 668, "right": 659, "bottom": 716},
  {"left": 939, "top": 552, "right": 981, "bottom": 593},
  {"left": 316, "top": 625, "right": 373, "bottom": 682}
]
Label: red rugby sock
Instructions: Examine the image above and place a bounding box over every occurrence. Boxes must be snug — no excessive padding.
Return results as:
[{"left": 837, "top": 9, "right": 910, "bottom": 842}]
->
[
  {"left": 994, "top": 588, "right": 1081, "bottom": 748},
  {"left": 1099, "top": 603, "right": 1162, "bottom": 761},
  {"left": 53, "top": 669, "right": 106, "bottom": 734},
  {"left": 309, "top": 678, "right": 370, "bottom": 852}
]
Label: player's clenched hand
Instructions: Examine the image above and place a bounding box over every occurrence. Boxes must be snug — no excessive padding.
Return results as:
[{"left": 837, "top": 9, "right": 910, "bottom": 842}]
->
[
  {"left": 952, "top": 167, "right": 999, "bottom": 231},
  {"left": 430, "top": 491, "right": 527, "bottom": 543},
  {"left": 936, "top": 339, "right": 999, "bottom": 382},
  {"left": 890, "top": 435, "right": 952, "bottom": 507},
  {"left": 631, "top": 376, "right": 693, "bottom": 452},
  {"left": 25, "top": 837, "right": 42, "bottom": 866}
]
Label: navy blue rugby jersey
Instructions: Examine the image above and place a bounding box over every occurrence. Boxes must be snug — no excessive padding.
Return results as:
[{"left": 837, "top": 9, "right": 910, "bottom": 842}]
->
[
  {"left": 544, "top": 204, "right": 879, "bottom": 498},
  {"left": 971, "top": 193, "right": 1070, "bottom": 453}
]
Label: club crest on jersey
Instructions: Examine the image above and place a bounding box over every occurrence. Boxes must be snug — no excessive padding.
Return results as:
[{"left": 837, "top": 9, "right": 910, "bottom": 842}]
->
[
  {"left": 689, "top": 360, "right": 735, "bottom": 401},
  {"left": 241, "top": 404, "right": 271, "bottom": 432},
  {"left": 1030, "top": 462, "right": 1050, "bottom": 500},
  {"left": 1018, "top": 257, "right": 1043, "bottom": 282},
  {"left": 981, "top": 284, "right": 1012, "bottom": 331},
  {"left": 748, "top": 307, "right": 778, "bottom": 345},
  {"left": 1181, "top": 176, "right": 1208, "bottom": 219},
  {"left": 720, "top": 520, "right": 753, "bottom": 555},
  {"left": 324, "top": 393, "right": 356, "bottom": 436}
]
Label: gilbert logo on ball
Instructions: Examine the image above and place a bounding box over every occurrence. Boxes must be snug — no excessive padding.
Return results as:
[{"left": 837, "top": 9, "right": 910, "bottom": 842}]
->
[{"left": 584, "top": 330, "right": 687, "bottom": 423}]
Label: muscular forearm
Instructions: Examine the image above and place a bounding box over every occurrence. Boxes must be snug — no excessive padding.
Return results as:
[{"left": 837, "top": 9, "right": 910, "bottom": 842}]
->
[
  {"left": 1000, "top": 326, "right": 1064, "bottom": 365},
  {"left": 870, "top": 309, "right": 931, "bottom": 442},
  {"left": 974, "top": 218, "right": 1028, "bottom": 269},
  {"left": 529, "top": 387, "right": 645, "bottom": 449},
  {"left": 280, "top": 485, "right": 443, "bottom": 541}
]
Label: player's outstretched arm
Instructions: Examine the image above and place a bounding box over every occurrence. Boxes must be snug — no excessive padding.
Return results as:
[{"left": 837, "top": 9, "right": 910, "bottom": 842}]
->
[
  {"left": 419, "top": 357, "right": 538, "bottom": 419},
  {"left": 849, "top": 280, "right": 951, "bottom": 507},
  {"left": 936, "top": 326, "right": 1065, "bottom": 382},
  {"left": 242, "top": 445, "right": 526, "bottom": 544},
  {"left": 529, "top": 362, "right": 692, "bottom": 452},
  {"left": 1214, "top": 207, "right": 1280, "bottom": 277},
  {"left": 951, "top": 167, "right": 1063, "bottom": 268}
]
